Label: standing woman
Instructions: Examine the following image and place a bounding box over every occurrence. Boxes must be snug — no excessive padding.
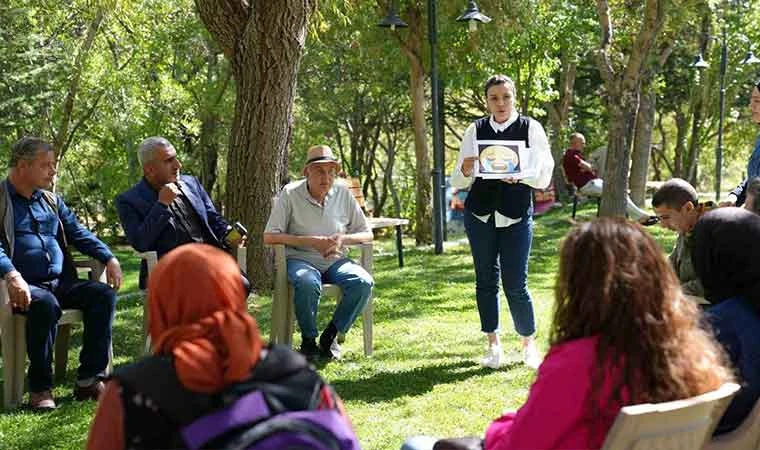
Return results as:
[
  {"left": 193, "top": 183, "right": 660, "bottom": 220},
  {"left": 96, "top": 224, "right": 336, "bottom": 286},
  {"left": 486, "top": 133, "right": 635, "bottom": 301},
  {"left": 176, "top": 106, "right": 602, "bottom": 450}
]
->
[
  {"left": 721, "top": 81, "right": 760, "bottom": 206},
  {"left": 451, "top": 74, "right": 554, "bottom": 369}
]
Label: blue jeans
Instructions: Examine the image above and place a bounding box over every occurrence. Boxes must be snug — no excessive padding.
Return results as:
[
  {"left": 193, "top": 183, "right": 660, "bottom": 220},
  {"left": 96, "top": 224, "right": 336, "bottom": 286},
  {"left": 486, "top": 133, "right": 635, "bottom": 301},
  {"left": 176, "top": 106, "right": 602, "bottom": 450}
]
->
[
  {"left": 21, "top": 276, "right": 117, "bottom": 392},
  {"left": 286, "top": 258, "right": 373, "bottom": 339},
  {"left": 464, "top": 211, "right": 536, "bottom": 336}
]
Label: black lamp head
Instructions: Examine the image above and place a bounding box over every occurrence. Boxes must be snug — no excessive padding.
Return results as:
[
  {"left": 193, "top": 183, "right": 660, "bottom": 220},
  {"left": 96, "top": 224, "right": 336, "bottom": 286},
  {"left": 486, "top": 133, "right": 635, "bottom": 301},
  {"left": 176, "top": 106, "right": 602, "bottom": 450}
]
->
[
  {"left": 378, "top": 5, "right": 408, "bottom": 31},
  {"left": 456, "top": 1, "right": 492, "bottom": 31}
]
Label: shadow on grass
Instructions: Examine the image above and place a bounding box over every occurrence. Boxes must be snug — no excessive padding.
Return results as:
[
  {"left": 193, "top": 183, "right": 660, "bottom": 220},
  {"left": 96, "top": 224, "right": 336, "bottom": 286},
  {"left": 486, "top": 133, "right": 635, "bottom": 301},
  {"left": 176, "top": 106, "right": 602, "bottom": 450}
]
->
[{"left": 329, "top": 359, "right": 518, "bottom": 403}]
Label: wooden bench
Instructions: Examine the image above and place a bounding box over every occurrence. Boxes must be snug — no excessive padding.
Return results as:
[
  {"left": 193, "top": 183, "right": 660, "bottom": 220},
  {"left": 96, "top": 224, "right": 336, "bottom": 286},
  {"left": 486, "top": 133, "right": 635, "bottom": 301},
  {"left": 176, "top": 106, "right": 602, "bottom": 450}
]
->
[
  {"left": 341, "top": 177, "right": 409, "bottom": 268},
  {"left": 346, "top": 177, "right": 367, "bottom": 212}
]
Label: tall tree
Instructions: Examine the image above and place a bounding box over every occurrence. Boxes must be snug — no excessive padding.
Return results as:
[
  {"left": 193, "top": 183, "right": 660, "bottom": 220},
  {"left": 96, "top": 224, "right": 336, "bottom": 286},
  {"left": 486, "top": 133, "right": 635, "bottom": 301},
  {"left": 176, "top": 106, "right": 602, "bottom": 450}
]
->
[
  {"left": 379, "top": 1, "right": 433, "bottom": 244},
  {"left": 546, "top": 48, "right": 578, "bottom": 201},
  {"left": 195, "top": 0, "right": 317, "bottom": 289},
  {"left": 52, "top": 9, "right": 105, "bottom": 172},
  {"left": 630, "top": 42, "right": 675, "bottom": 205},
  {"left": 595, "top": 0, "right": 666, "bottom": 217}
]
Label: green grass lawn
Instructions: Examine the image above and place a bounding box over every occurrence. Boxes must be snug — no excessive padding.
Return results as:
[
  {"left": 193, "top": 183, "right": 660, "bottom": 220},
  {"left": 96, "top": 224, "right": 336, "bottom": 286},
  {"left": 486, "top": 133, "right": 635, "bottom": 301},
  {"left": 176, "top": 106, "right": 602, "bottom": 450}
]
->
[{"left": 0, "top": 202, "right": 676, "bottom": 450}]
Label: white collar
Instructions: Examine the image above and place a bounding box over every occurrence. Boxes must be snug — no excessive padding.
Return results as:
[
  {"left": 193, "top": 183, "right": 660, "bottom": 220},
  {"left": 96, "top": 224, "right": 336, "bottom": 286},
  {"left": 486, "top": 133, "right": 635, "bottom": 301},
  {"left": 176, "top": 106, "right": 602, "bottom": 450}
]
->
[{"left": 489, "top": 111, "right": 519, "bottom": 133}]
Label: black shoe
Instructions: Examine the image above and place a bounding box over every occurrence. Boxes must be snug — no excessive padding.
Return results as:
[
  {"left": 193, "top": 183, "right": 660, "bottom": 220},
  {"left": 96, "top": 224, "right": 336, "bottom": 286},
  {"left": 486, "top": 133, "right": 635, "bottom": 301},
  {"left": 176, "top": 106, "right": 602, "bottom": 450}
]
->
[
  {"left": 74, "top": 380, "right": 105, "bottom": 401},
  {"left": 299, "top": 338, "right": 320, "bottom": 359},
  {"left": 319, "top": 322, "right": 341, "bottom": 360}
]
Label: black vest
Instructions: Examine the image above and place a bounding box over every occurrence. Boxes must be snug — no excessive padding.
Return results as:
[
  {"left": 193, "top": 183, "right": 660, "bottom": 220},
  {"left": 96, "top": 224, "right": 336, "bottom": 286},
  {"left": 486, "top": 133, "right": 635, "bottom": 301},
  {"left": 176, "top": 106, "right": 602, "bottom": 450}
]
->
[{"left": 464, "top": 116, "right": 533, "bottom": 219}]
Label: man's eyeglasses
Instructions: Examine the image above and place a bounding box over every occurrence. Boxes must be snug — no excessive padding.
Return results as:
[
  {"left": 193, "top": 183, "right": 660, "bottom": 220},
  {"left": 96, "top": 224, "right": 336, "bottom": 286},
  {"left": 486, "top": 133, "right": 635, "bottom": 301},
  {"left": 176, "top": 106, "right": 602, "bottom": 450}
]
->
[{"left": 641, "top": 216, "right": 661, "bottom": 227}]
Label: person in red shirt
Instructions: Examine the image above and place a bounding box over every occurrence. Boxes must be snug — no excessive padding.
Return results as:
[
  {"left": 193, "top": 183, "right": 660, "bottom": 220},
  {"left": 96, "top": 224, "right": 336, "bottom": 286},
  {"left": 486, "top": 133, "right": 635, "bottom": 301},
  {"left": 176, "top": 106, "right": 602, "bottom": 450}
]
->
[{"left": 562, "top": 133, "right": 652, "bottom": 221}]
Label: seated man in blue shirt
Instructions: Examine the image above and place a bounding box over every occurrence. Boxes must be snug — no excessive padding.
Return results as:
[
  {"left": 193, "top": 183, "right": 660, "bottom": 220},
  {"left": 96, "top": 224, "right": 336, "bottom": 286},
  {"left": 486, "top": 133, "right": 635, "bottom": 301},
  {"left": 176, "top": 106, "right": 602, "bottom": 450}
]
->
[
  {"left": 115, "top": 137, "right": 249, "bottom": 292},
  {"left": 2, "top": 137, "right": 122, "bottom": 410}
]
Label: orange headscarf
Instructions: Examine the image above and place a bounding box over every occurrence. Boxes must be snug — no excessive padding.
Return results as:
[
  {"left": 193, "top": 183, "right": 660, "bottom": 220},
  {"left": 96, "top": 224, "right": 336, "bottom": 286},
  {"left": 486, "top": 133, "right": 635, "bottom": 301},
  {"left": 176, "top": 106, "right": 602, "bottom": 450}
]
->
[{"left": 147, "top": 244, "right": 262, "bottom": 393}]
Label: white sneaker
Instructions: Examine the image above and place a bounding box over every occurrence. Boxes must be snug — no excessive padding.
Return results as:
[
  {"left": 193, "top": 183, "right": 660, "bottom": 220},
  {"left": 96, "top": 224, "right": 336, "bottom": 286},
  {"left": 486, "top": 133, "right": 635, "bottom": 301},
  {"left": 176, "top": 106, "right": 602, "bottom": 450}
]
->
[
  {"left": 325, "top": 338, "right": 342, "bottom": 360},
  {"left": 480, "top": 345, "right": 504, "bottom": 369},
  {"left": 523, "top": 341, "right": 542, "bottom": 370}
]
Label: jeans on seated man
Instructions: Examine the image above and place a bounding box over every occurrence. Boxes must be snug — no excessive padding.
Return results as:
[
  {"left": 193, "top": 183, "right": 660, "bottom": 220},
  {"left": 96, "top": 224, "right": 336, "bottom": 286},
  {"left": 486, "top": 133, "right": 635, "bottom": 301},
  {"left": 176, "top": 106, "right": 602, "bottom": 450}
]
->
[
  {"left": 562, "top": 132, "right": 651, "bottom": 221},
  {"left": 264, "top": 145, "right": 373, "bottom": 360},
  {"left": 2, "top": 137, "right": 123, "bottom": 410},
  {"left": 115, "top": 136, "right": 249, "bottom": 293}
]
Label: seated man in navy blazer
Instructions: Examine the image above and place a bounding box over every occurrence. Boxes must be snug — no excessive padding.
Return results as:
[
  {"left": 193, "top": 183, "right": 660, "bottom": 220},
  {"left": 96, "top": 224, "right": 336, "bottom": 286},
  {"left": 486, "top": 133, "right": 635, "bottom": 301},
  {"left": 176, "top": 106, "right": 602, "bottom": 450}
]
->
[{"left": 115, "top": 137, "right": 249, "bottom": 292}]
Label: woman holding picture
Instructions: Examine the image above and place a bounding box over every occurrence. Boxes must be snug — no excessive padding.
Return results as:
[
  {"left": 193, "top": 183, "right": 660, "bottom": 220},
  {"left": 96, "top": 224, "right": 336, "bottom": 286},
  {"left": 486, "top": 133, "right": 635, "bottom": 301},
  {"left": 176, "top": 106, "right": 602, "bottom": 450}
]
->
[{"left": 450, "top": 74, "right": 554, "bottom": 370}]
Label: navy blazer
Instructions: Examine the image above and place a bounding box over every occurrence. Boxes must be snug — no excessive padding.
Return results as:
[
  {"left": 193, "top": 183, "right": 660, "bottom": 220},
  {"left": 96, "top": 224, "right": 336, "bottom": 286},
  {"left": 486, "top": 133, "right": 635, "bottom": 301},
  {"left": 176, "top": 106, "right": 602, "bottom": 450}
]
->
[{"left": 115, "top": 175, "right": 229, "bottom": 286}]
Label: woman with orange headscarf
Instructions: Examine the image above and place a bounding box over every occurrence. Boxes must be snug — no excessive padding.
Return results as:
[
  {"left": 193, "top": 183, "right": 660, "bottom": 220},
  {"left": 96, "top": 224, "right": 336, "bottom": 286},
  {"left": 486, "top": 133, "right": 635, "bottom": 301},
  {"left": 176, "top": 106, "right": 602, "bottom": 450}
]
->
[{"left": 87, "top": 244, "right": 265, "bottom": 449}]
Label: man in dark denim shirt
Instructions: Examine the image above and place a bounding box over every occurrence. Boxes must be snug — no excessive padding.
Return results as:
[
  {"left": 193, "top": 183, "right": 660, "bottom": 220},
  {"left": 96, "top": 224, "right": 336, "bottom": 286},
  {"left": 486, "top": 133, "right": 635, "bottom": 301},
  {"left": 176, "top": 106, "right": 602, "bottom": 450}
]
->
[{"left": 1, "top": 137, "right": 123, "bottom": 410}]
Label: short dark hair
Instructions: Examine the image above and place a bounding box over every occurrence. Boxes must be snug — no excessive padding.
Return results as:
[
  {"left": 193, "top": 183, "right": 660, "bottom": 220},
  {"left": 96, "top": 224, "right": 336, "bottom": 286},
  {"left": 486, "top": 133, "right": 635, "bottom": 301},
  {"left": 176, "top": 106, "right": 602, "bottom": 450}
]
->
[
  {"left": 9, "top": 136, "right": 53, "bottom": 168},
  {"left": 484, "top": 74, "right": 516, "bottom": 98},
  {"left": 652, "top": 178, "right": 698, "bottom": 210}
]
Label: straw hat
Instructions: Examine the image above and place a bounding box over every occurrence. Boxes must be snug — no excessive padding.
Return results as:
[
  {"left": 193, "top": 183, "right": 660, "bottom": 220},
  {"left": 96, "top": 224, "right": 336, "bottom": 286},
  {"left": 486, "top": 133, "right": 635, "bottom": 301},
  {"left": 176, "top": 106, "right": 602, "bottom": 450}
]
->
[{"left": 303, "top": 145, "right": 340, "bottom": 174}]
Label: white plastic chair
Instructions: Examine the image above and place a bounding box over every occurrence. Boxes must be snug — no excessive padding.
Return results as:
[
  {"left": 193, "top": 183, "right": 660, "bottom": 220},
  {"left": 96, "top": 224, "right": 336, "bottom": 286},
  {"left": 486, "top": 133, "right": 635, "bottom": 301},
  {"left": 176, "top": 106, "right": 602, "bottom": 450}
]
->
[
  {"left": 269, "top": 242, "right": 374, "bottom": 356},
  {"left": 705, "top": 397, "right": 760, "bottom": 450},
  {"left": 138, "top": 247, "right": 247, "bottom": 354},
  {"left": 0, "top": 260, "right": 114, "bottom": 409},
  {"left": 600, "top": 382, "right": 740, "bottom": 450}
]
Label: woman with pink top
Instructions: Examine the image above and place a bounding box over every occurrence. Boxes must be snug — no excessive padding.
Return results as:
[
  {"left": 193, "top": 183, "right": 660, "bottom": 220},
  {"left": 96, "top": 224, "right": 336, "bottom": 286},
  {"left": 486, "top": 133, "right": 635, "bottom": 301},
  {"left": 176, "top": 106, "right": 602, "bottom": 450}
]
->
[{"left": 403, "top": 218, "right": 732, "bottom": 450}]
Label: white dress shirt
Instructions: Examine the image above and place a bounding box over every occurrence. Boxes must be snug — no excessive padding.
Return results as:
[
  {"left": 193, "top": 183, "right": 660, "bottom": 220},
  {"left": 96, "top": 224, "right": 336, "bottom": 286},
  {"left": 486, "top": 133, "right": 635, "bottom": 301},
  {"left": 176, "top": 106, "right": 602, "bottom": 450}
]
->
[{"left": 450, "top": 112, "right": 554, "bottom": 228}]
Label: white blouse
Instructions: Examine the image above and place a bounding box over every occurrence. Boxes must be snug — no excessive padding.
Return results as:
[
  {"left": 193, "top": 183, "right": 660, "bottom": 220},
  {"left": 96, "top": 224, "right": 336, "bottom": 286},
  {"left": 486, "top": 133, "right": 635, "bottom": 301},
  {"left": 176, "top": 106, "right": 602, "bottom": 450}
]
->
[{"left": 450, "top": 111, "right": 554, "bottom": 228}]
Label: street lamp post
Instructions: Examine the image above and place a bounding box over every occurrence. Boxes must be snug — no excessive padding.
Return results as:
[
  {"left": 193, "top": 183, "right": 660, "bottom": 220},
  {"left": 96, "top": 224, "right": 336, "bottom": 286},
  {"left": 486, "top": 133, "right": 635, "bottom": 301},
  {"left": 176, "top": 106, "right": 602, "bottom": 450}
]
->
[
  {"left": 380, "top": 1, "right": 490, "bottom": 254},
  {"left": 716, "top": 24, "right": 728, "bottom": 203},
  {"left": 693, "top": 5, "right": 760, "bottom": 201},
  {"left": 427, "top": 0, "right": 445, "bottom": 254}
]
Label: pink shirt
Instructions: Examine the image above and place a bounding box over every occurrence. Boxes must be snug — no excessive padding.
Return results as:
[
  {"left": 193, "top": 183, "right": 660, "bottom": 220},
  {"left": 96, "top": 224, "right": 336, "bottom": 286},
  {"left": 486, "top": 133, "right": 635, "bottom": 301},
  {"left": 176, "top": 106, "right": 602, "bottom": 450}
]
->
[{"left": 485, "top": 336, "right": 627, "bottom": 450}]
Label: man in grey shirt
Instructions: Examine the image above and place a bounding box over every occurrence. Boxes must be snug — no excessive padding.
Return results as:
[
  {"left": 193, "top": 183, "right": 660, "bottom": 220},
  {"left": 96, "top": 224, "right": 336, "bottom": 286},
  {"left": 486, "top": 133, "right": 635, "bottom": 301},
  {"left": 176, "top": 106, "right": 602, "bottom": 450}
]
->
[{"left": 264, "top": 145, "right": 373, "bottom": 359}]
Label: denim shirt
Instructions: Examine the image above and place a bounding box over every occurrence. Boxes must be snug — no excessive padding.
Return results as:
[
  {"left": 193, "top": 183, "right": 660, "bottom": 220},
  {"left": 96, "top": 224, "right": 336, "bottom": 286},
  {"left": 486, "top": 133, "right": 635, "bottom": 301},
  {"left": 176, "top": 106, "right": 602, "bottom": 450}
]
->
[
  {"left": 747, "top": 135, "right": 760, "bottom": 181},
  {"left": 707, "top": 298, "right": 760, "bottom": 435},
  {"left": 0, "top": 181, "right": 113, "bottom": 282}
]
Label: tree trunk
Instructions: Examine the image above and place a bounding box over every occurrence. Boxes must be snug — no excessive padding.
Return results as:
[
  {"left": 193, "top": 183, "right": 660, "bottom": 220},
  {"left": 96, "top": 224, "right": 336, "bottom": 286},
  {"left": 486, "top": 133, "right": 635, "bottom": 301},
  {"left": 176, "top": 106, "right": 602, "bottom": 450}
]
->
[
  {"left": 601, "top": 94, "right": 639, "bottom": 216},
  {"left": 685, "top": 83, "right": 707, "bottom": 185},
  {"left": 198, "top": 114, "right": 220, "bottom": 195},
  {"left": 51, "top": 9, "right": 105, "bottom": 192},
  {"left": 630, "top": 81, "right": 655, "bottom": 206},
  {"left": 673, "top": 110, "right": 687, "bottom": 178},
  {"left": 596, "top": 0, "right": 665, "bottom": 217},
  {"left": 195, "top": 0, "right": 317, "bottom": 291},
  {"left": 399, "top": 5, "right": 432, "bottom": 245},
  {"left": 545, "top": 49, "right": 577, "bottom": 203}
]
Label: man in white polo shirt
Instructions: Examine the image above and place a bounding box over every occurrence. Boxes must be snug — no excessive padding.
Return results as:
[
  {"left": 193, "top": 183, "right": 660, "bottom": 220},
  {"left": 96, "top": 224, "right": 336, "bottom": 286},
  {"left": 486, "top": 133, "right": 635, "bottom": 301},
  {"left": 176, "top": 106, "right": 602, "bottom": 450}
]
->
[{"left": 264, "top": 145, "right": 374, "bottom": 359}]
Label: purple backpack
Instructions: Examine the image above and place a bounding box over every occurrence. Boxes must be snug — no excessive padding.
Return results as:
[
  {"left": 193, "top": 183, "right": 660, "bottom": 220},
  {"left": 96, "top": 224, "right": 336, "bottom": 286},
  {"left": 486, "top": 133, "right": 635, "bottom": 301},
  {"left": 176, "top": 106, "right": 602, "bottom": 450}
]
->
[
  {"left": 114, "top": 345, "right": 361, "bottom": 450},
  {"left": 181, "top": 389, "right": 359, "bottom": 450}
]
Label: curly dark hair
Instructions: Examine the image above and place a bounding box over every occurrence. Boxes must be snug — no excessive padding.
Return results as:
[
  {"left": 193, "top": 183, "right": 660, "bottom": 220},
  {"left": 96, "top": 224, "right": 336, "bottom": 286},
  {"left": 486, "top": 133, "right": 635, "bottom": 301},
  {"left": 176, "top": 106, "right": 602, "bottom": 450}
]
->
[{"left": 551, "top": 218, "right": 731, "bottom": 409}]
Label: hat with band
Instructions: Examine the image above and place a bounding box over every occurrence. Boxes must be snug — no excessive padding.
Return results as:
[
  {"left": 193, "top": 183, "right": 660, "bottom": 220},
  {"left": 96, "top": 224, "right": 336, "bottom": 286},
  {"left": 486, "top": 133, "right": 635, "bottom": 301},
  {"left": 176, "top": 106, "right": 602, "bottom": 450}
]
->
[{"left": 304, "top": 145, "right": 340, "bottom": 172}]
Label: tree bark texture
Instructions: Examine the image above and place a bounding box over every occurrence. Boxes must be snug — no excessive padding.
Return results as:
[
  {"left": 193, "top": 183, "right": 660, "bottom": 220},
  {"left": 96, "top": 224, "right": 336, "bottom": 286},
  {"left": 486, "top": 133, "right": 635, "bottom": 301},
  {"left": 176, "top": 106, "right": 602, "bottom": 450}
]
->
[
  {"left": 630, "top": 39, "right": 673, "bottom": 205},
  {"left": 630, "top": 80, "right": 655, "bottom": 206},
  {"left": 546, "top": 49, "right": 577, "bottom": 203},
  {"left": 596, "top": 0, "right": 665, "bottom": 217},
  {"left": 398, "top": 5, "right": 433, "bottom": 245},
  {"left": 685, "top": 81, "right": 708, "bottom": 185},
  {"left": 196, "top": 0, "right": 317, "bottom": 291},
  {"left": 673, "top": 110, "right": 687, "bottom": 178}
]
